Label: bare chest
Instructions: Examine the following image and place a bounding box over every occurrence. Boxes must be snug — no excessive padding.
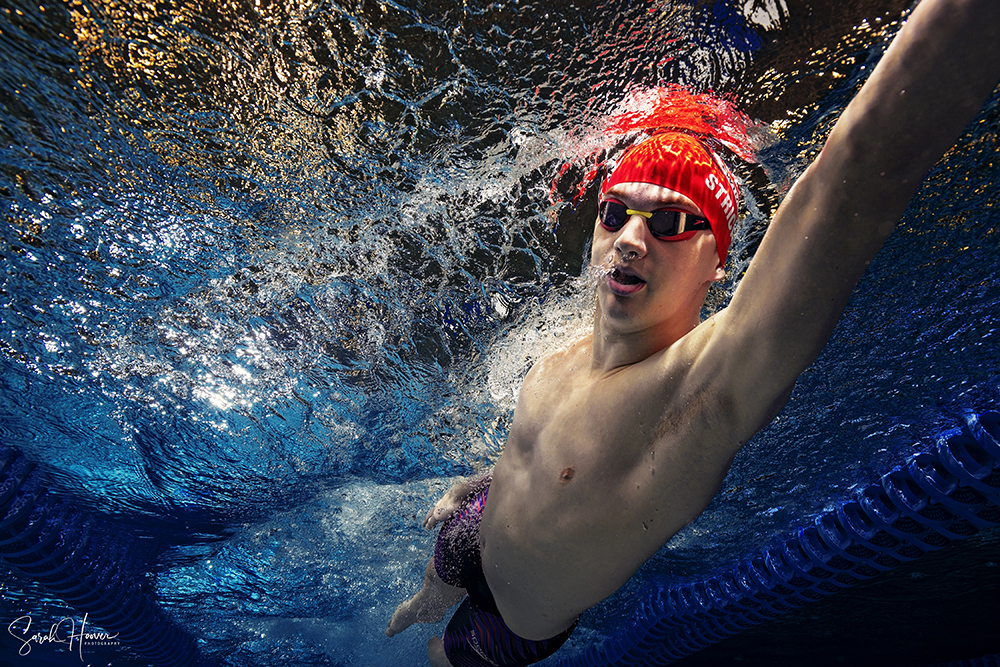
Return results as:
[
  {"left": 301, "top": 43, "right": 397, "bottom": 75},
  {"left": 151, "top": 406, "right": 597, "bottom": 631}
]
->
[{"left": 479, "top": 369, "right": 690, "bottom": 637}]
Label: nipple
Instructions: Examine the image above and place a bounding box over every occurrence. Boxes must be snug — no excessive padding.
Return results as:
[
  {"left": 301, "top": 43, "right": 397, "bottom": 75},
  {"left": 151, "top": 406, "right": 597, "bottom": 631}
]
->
[{"left": 559, "top": 467, "right": 575, "bottom": 483}]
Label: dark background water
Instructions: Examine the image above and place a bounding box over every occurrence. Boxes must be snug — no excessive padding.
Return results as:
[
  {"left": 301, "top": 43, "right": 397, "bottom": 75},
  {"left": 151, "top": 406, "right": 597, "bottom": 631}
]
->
[{"left": 2, "top": 0, "right": 999, "bottom": 664}]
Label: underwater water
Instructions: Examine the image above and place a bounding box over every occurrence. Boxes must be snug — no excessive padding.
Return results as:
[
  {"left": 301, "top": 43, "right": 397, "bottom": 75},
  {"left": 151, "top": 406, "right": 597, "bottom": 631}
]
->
[{"left": 2, "top": 0, "right": 999, "bottom": 665}]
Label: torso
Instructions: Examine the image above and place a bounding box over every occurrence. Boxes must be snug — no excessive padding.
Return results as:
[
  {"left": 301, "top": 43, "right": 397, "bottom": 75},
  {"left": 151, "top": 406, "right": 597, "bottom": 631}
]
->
[{"left": 479, "top": 325, "right": 753, "bottom": 640}]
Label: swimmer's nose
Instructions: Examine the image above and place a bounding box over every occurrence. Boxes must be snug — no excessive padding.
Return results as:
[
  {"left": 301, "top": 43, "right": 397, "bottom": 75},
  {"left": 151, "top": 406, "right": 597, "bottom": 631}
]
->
[{"left": 614, "top": 214, "right": 648, "bottom": 261}]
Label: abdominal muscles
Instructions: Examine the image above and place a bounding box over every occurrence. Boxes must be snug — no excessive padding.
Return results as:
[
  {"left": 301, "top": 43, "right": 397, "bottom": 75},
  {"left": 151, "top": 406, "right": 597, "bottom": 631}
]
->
[{"left": 480, "top": 450, "right": 674, "bottom": 641}]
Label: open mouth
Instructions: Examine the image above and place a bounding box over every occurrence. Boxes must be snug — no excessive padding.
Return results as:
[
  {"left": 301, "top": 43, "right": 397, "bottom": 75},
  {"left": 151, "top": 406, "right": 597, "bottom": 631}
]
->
[
  {"left": 608, "top": 268, "right": 646, "bottom": 295},
  {"left": 611, "top": 268, "right": 643, "bottom": 285}
]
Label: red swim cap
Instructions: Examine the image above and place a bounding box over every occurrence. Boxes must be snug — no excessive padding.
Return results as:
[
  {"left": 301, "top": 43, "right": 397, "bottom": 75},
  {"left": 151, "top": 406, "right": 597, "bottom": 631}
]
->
[{"left": 602, "top": 131, "right": 738, "bottom": 267}]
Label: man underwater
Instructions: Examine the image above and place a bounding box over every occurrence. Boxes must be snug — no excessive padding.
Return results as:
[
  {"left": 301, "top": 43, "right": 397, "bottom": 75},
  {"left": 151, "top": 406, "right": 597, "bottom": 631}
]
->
[{"left": 387, "top": 1, "right": 1000, "bottom": 665}]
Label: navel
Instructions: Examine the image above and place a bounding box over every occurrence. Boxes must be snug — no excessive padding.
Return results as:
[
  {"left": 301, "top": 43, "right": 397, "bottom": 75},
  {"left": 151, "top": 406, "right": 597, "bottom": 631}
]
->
[{"left": 559, "top": 467, "right": 575, "bottom": 483}]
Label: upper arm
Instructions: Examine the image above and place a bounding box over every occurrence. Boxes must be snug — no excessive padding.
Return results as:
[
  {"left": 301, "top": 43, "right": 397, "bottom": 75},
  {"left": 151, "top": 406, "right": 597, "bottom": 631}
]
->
[{"left": 703, "top": 0, "right": 1000, "bottom": 436}]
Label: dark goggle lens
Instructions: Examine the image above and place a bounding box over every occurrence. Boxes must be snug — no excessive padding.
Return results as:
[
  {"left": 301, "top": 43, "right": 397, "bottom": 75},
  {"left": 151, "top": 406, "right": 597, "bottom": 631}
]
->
[
  {"left": 598, "top": 200, "right": 628, "bottom": 231},
  {"left": 598, "top": 200, "right": 710, "bottom": 239}
]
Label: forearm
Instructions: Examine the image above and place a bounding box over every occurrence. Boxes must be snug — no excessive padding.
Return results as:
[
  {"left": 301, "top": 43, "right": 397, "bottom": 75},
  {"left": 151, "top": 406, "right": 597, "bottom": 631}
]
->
[{"left": 826, "top": 0, "right": 1000, "bottom": 213}]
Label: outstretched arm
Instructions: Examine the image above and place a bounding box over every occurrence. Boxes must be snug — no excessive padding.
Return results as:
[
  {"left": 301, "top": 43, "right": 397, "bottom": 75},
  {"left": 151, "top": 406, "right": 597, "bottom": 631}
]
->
[{"left": 706, "top": 0, "right": 1000, "bottom": 442}]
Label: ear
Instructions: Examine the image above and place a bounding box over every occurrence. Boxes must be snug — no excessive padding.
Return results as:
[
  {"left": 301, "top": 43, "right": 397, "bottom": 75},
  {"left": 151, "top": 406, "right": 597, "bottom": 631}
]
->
[{"left": 712, "top": 259, "right": 725, "bottom": 282}]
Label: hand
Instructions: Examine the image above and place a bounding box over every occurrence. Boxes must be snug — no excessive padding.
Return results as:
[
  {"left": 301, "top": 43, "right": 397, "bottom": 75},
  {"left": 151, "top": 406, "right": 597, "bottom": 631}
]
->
[{"left": 422, "top": 480, "right": 472, "bottom": 530}]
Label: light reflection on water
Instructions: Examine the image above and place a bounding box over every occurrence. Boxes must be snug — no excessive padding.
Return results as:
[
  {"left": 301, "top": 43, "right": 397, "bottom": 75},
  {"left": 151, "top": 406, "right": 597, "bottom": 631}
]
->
[{"left": 2, "top": 0, "right": 999, "bottom": 664}]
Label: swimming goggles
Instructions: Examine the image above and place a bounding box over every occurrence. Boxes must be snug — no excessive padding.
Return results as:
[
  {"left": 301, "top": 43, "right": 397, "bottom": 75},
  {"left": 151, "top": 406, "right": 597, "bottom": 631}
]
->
[{"left": 598, "top": 199, "right": 710, "bottom": 240}]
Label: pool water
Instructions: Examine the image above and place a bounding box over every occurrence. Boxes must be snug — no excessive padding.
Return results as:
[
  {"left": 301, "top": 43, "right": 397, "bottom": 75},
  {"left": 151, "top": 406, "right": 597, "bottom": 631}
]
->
[{"left": 2, "top": 0, "right": 999, "bottom": 665}]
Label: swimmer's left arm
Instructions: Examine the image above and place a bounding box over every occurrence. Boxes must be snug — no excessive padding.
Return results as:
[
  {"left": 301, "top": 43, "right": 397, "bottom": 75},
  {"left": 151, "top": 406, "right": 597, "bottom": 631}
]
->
[{"left": 695, "top": 0, "right": 1000, "bottom": 446}]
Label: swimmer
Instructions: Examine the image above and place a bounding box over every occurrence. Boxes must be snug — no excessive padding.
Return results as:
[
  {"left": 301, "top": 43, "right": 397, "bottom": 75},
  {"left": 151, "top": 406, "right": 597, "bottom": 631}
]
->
[{"left": 387, "top": 1, "right": 1000, "bottom": 665}]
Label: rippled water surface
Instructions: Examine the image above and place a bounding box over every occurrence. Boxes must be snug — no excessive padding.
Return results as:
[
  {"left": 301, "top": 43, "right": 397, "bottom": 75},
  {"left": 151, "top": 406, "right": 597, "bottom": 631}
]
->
[{"left": 2, "top": 0, "right": 999, "bottom": 664}]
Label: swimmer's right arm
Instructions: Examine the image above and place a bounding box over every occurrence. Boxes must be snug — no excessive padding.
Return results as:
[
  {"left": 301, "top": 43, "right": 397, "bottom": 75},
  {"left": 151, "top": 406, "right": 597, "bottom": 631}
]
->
[
  {"left": 690, "top": 0, "right": 1000, "bottom": 447},
  {"left": 422, "top": 472, "right": 491, "bottom": 529}
]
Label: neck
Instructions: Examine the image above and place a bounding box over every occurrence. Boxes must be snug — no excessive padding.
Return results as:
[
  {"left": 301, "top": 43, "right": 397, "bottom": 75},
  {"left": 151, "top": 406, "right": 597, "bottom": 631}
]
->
[{"left": 589, "top": 306, "right": 701, "bottom": 373}]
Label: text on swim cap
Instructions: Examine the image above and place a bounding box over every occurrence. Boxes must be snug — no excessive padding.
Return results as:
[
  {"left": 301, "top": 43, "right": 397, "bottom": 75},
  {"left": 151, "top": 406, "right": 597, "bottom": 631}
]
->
[{"left": 704, "top": 174, "right": 737, "bottom": 231}]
